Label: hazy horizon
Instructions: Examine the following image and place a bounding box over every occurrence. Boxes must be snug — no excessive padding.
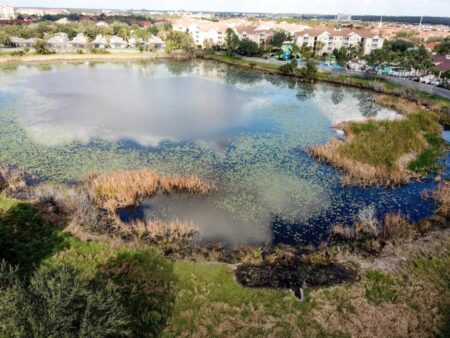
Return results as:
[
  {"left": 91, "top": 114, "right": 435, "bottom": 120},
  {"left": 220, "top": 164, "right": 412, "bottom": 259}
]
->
[{"left": 5, "top": 0, "right": 450, "bottom": 17}]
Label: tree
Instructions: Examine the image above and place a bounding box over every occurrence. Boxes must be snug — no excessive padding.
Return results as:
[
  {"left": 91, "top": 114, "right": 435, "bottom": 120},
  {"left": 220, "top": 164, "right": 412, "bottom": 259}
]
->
[
  {"left": 271, "top": 30, "right": 292, "bottom": 48},
  {"left": 332, "top": 46, "right": 359, "bottom": 66},
  {"left": 279, "top": 58, "right": 298, "bottom": 74},
  {"left": 165, "top": 31, "right": 194, "bottom": 53},
  {"left": 298, "top": 58, "right": 318, "bottom": 82},
  {"left": 33, "top": 40, "right": 52, "bottom": 55},
  {"left": 225, "top": 28, "right": 239, "bottom": 56},
  {"left": 0, "top": 262, "right": 130, "bottom": 337},
  {"left": 237, "top": 38, "right": 260, "bottom": 56},
  {"left": 436, "top": 37, "right": 450, "bottom": 54}
]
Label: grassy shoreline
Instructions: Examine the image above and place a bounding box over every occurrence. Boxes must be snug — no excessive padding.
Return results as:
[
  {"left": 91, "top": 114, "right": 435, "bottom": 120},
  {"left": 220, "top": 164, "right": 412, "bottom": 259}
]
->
[{"left": 0, "top": 50, "right": 190, "bottom": 64}]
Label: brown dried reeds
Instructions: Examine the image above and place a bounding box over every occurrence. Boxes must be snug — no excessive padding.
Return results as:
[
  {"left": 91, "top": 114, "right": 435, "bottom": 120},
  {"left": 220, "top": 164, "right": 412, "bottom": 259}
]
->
[
  {"left": 431, "top": 181, "right": 450, "bottom": 219},
  {"left": 86, "top": 169, "right": 215, "bottom": 211},
  {"left": 373, "top": 95, "right": 419, "bottom": 116},
  {"left": 114, "top": 218, "right": 198, "bottom": 245},
  {"left": 381, "top": 213, "right": 415, "bottom": 244},
  {"left": 0, "top": 162, "right": 27, "bottom": 193}
]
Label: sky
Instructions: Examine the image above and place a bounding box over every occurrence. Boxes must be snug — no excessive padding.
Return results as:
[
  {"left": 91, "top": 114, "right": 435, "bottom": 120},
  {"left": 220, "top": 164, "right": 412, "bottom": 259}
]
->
[{"left": 6, "top": 0, "right": 450, "bottom": 17}]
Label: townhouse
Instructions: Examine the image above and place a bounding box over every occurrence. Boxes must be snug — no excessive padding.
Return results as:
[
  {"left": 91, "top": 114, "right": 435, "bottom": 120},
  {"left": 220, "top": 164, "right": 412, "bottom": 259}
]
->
[
  {"left": 170, "top": 18, "right": 384, "bottom": 54},
  {"left": 172, "top": 18, "right": 226, "bottom": 47},
  {"left": 294, "top": 28, "right": 383, "bottom": 55}
]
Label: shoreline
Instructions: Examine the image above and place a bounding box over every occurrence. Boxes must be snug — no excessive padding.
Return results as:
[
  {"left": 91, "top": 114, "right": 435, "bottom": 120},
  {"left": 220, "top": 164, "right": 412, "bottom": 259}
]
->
[{"left": 0, "top": 51, "right": 191, "bottom": 64}]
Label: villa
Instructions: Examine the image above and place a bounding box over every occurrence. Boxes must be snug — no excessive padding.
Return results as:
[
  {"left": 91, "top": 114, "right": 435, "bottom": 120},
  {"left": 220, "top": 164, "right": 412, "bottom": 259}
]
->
[
  {"left": 9, "top": 36, "right": 37, "bottom": 48},
  {"left": 128, "top": 37, "right": 138, "bottom": 48},
  {"left": 109, "top": 36, "right": 127, "bottom": 49},
  {"left": 146, "top": 35, "right": 165, "bottom": 49},
  {"left": 70, "top": 33, "right": 88, "bottom": 49},
  {"left": 46, "top": 32, "right": 69, "bottom": 51},
  {"left": 92, "top": 34, "right": 107, "bottom": 49}
]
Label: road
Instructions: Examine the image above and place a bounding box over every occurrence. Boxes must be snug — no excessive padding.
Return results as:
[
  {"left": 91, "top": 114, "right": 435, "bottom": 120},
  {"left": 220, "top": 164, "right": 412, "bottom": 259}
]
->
[{"left": 239, "top": 56, "right": 450, "bottom": 100}]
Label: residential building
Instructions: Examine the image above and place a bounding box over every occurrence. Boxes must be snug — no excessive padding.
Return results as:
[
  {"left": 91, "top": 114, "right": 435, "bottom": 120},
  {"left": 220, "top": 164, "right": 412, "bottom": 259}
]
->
[
  {"left": 128, "top": 37, "right": 138, "bottom": 48},
  {"left": 236, "top": 26, "right": 272, "bottom": 46},
  {"left": 92, "top": 34, "right": 107, "bottom": 49},
  {"left": 294, "top": 28, "right": 383, "bottom": 55},
  {"left": 109, "top": 36, "right": 127, "bottom": 49},
  {"left": 46, "top": 32, "right": 69, "bottom": 51},
  {"left": 360, "top": 32, "right": 384, "bottom": 55},
  {"left": 70, "top": 33, "right": 88, "bottom": 49},
  {"left": 15, "top": 8, "right": 69, "bottom": 16},
  {"left": 146, "top": 35, "right": 165, "bottom": 49},
  {"left": 9, "top": 36, "right": 37, "bottom": 48},
  {"left": 433, "top": 54, "right": 450, "bottom": 76},
  {"left": 173, "top": 18, "right": 227, "bottom": 47},
  {"left": 0, "top": 4, "right": 14, "bottom": 20}
]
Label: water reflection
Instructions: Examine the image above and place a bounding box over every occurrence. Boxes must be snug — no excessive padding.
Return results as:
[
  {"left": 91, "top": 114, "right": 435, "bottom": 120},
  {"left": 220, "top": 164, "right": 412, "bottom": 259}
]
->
[{"left": 0, "top": 60, "right": 431, "bottom": 246}]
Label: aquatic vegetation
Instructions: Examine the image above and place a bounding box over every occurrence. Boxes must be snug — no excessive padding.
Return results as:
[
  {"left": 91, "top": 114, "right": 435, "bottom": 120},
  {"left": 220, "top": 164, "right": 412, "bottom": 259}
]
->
[{"left": 0, "top": 60, "right": 446, "bottom": 245}]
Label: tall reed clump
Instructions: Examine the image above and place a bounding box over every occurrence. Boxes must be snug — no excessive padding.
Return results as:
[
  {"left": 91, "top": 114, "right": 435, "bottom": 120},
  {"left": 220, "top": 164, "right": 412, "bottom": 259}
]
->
[
  {"left": 310, "top": 104, "right": 444, "bottom": 186},
  {"left": 0, "top": 162, "right": 27, "bottom": 193},
  {"left": 114, "top": 219, "right": 199, "bottom": 245},
  {"left": 330, "top": 206, "right": 416, "bottom": 253},
  {"left": 431, "top": 181, "right": 450, "bottom": 220},
  {"left": 86, "top": 169, "right": 216, "bottom": 211}
]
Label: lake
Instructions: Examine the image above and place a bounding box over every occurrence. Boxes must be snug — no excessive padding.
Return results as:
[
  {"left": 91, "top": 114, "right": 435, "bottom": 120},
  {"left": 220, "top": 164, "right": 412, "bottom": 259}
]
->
[{"left": 0, "top": 60, "right": 446, "bottom": 245}]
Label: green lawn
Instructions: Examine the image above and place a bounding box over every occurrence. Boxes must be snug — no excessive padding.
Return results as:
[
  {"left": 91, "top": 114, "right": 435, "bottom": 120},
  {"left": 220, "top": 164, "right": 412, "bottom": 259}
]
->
[{"left": 1, "top": 197, "right": 449, "bottom": 337}]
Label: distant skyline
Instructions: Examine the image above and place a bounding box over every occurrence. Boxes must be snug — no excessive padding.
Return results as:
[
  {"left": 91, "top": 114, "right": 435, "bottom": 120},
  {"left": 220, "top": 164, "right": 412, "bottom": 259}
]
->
[{"left": 5, "top": 0, "right": 450, "bottom": 17}]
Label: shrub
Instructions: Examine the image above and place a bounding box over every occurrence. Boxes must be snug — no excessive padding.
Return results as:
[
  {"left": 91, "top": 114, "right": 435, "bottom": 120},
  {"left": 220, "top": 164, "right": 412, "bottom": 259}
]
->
[
  {"left": 33, "top": 40, "right": 53, "bottom": 55},
  {"left": 97, "top": 251, "right": 177, "bottom": 337},
  {"left": 90, "top": 48, "right": 110, "bottom": 54},
  {"left": 0, "top": 202, "right": 68, "bottom": 274},
  {"left": 0, "top": 261, "right": 131, "bottom": 337}
]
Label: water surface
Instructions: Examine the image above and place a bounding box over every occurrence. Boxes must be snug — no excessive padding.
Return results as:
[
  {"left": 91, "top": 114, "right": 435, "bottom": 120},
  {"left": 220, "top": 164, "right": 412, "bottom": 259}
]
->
[{"left": 0, "top": 60, "right": 444, "bottom": 245}]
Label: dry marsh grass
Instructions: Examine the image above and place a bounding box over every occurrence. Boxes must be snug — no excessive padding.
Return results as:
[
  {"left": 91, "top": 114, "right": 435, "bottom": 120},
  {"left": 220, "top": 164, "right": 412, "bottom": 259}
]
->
[
  {"left": 0, "top": 162, "right": 27, "bottom": 193},
  {"left": 114, "top": 218, "right": 199, "bottom": 245},
  {"left": 431, "top": 181, "right": 450, "bottom": 219},
  {"left": 86, "top": 169, "right": 215, "bottom": 211},
  {"left": 382, "top": 213, "right": 415, "bottom": 244},
  {"left": 310, "top": 102, "right": 443, "bottom": 186}
]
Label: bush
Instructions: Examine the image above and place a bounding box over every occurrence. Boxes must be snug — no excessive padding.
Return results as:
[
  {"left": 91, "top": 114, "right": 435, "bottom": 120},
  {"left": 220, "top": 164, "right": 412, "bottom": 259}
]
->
[
  {"left": 97, "top": 251, "right": 177, "bottom": 337},
  {"left": 279, "top": 59, "right": 298, "bottom": 74},
  {"left": 33, "top": 40, "right": 53, "bottom": 55},
  {"left": 237, "top": 38, "right": 260, "bottom": 57},
  {"left": 0, "top": 202, "right": 68, "bottom": 274},
  {"left": 0, "top": 261, "right": 131, "bottom": 337},
  {"left": 90, "top": 48, "right": 110, "bottom": 54}
]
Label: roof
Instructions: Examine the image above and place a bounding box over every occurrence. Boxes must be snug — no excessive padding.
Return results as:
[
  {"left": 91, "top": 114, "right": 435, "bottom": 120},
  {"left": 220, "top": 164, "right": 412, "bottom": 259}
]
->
[
  {"left": 109, "top": 36, "right": 126, "bottom": 44},
  {"left": 55, "top": 18, "right": 70, "bottom": 25},
  {"left": 71, "top": 33, "right": 88, "bottom": 45},
  {"left": 47, "top": 33, "right": 69, "bottom": 45},
  {"left": 92, "top": 34, "right": 107, "bottom": 44},
  {"left": 433, "top": 54, "right": 450, "bottom": 72}
]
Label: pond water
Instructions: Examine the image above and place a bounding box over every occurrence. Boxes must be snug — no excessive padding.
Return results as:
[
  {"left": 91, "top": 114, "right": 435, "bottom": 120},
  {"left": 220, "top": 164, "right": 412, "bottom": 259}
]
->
[{"left": 0, "top": 60, "right": 446, "bottom": 245}]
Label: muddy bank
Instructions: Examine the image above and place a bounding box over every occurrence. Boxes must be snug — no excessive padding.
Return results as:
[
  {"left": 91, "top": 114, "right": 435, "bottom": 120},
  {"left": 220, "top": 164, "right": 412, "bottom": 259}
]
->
[{"left": 236, "top": 260, "right": 358, "bottom": 294}]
